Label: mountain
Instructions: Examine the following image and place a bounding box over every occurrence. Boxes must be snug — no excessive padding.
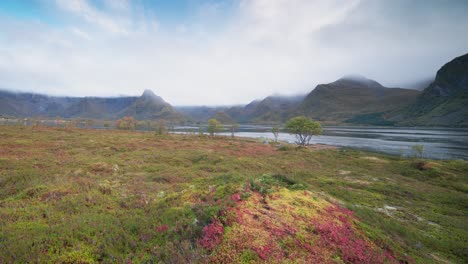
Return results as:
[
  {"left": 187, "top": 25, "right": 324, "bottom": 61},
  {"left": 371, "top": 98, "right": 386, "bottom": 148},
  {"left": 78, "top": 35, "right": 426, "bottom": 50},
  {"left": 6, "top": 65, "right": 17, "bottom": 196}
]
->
[
  {"left": 298, "top": 76, "right": 420, "bottom": 124},
  {"left": 390, "top": 53, "right": 468, "bottom": 127},
  {"left": 226, "top": 95, "right": 305, "bottom": 124},
  {"left": 0, "top": 89, "right": 184, "bottom": 121},
  {"left": 176, "top": 76, "right": 421, "bottom": 126},
  {"left": 175, "top": 106, "right": 230, "bottom": 123},
  {"left": 2, "top": 54, "right": 465, "bottom": 127},
  {"left": 116, "top": 90, "right": 183, "bottom": 120},
  {"left": 176, "top": 95, "right": 305, "bottom": 124}
]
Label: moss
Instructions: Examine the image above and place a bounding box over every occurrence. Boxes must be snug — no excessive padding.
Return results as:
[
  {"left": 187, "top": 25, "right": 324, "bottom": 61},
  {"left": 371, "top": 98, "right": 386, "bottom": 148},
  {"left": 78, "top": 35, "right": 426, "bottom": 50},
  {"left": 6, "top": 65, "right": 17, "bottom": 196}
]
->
[{"left": 0, "top": 125, "right": 466, "bottom": 263}]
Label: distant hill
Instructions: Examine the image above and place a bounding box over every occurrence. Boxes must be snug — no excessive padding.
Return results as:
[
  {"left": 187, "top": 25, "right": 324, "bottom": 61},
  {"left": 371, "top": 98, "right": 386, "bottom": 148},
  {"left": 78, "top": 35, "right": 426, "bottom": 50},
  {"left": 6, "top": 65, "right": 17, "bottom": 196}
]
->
[
  {"left": 298, "top": 76, "right": 420, "bottom": 124},
  {"left": 117, "top": 90, "right": 183, "bottom": 120},
  {"left": 389, "top": 53, "right": 468, "bottom": 127},
  {"left": 0, "top": 89, "right": 184, "bottom": 121},
  {"left": 177, "top": 95, "right": 304, "bottom": 124},
  {"left": 175, "top": 106, "right": 230, "bottom": 123},
  {"left": 177, "top": 77, "right": 422, "bottom": 125},
  {"left": 226, "top": 95, "right": 305, "bottom": 124},
  {"left": 2, "top": 54, "right": 466, "bottom": 127}
]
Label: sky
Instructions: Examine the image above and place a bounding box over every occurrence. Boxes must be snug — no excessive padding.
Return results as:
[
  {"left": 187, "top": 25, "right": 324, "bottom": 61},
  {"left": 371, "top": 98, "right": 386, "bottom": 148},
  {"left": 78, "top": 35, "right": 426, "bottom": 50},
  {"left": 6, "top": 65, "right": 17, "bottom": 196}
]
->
[{"left": 0, "top": 0, "right": 467, "bottom": 106}]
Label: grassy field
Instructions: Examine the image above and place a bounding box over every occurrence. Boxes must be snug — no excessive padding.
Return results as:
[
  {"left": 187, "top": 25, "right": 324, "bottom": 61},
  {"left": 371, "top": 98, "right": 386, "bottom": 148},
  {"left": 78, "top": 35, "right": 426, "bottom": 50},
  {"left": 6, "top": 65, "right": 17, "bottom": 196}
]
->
[{"left": 0, "top": 125, "right": 467, "bottom": 263}]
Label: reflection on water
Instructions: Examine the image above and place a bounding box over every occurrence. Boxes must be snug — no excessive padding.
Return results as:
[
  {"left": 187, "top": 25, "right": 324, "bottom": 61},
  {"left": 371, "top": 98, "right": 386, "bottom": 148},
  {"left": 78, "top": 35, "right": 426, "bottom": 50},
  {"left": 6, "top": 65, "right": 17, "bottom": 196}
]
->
[{"left": 174, "top": 126, "right": 468, "bottom": 160}]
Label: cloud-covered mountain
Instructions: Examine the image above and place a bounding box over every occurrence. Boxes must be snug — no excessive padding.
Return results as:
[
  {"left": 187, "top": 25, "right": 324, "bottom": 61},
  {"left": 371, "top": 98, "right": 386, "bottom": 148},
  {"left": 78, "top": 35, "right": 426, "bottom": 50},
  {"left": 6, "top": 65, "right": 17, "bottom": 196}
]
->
[
  {"left": 390, "top": 53, "right": 468, "bottom": 126},
  {"left": 0, "top": 89, "right": 183, "bottom": 121},
  {"left": 177, "top": 95, "right": 305, "bottom": 124},
  {"left": 298, "top": 76, "right": 420, "bottom": 124},
  {"left": 1, "top": 54, "right": 466, "bottom": 127}
]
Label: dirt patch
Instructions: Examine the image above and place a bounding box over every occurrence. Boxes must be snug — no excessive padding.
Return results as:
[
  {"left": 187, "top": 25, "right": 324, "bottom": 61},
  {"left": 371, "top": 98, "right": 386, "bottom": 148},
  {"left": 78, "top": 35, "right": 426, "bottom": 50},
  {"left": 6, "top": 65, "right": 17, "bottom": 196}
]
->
[
  {"left": 361, "top": 156, "right": 389, "bottom": 163},
  {"left": 90, "top": 162, "right": 114, "bottom": 174},
  {"left": 344, "top": 177, "right": 371, "bottom": 185},
  {"left": 338, "top": 170, "right": 351, "bottom": 175},
  {"left": 40, "top": 190, "right": 71, "bottom": 201}
]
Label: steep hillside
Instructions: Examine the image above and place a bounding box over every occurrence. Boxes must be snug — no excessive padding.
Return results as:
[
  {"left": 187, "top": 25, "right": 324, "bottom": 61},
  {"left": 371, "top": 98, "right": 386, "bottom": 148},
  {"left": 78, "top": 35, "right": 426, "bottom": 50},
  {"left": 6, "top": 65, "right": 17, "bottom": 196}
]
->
[
  {"left": 0, "top": 91, "right": 76, "bottom": 117},
  {"left": 392, "top": 53, "right": 468, "bottom": 127},
  {"left": 0, "top": 89, "right": 184, "bottom": 121},
  {"left": 176, "top": 95, "right": 304, "bottom": 124},
  {"left": 298, "top": 76, "right": 420, "bottom": 124},
  {"left": 117, "top": 90, "right": 184, "bottom": 121},
  {"left": 61, "top": 97, "right": 136, "bottom": 119},
  {"left": 175, "top": 106, "right": 230, "bottom": 123},
  {"left": 226, "top": 95, "right": 304, "bottom": 123}
]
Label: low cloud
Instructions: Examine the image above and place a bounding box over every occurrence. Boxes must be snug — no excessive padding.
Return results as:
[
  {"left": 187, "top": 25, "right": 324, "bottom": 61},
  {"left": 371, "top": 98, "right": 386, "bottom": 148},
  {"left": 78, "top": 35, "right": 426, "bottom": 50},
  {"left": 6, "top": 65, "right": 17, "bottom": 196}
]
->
[{"left": 0, "top": 0, "right": 467, "bottom": 105}]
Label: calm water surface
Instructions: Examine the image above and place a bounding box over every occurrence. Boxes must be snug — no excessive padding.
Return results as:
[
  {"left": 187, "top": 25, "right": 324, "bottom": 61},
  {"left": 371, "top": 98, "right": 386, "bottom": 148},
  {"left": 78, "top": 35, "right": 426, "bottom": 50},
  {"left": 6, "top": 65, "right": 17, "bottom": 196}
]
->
[
  {"left": 1, "top": 119, "right": 466, "bottom": 160},
  {"left": 175, "top": 125, "right": 468, "bottom": 160}
]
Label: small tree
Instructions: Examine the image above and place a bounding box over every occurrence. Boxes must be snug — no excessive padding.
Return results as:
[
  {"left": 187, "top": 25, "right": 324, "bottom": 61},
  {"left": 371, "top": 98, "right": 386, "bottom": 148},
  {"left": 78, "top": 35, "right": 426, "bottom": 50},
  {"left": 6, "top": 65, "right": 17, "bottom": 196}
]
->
[
  {"left": 272, "top": 126, "right": 280, "bottom": 142},
  {"left": 155, "top": 120, "right": 167, "bottom": 135},
  {"left": 411, "top": 144, "right": 424, "bottom": 159},
  {"left": 284, "top": 116, "right": 322, "bottom": 146},
  {"left": 207, "top": 119, "right": 223, "bottom": 136},
  {"left": 116, "top": 116, "right": 136, "bottom": 130},
  {"left": 229, "top": 124, "right": 239, "bottom": 137}
]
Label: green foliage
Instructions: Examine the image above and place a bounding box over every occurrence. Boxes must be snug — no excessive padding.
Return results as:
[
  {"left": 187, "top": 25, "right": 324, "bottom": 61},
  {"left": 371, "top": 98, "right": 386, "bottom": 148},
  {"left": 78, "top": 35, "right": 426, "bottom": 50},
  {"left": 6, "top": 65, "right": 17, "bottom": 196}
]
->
[
  {"left": 154, "top": 120, "right": 167, "bottom": 135},
  {"left": 284, "top": 116, "right": 323, "bottom": 145},
  {"left": 103, "top": 121, "right": 111, "bottom": 128},
  {"left": 207, "top": 118, "right": 223, "bottom": 136},
  {"left": 0, "top": 125, "right": 466, "bottom": 263},
  {"left": 248, "top": 174, "right": 306, "bottom": 195},
  {"left": 271, "top": 126, "right": 280, "bottom": 142},
  {"left": 240, "top": 249, "right": 259, "bottom": 263},
  {"left": 115, "top": 116, "right": 136, "bottom": 130},
  {"left": 411, "top": 144, "right": 425, "bottom": 159}
]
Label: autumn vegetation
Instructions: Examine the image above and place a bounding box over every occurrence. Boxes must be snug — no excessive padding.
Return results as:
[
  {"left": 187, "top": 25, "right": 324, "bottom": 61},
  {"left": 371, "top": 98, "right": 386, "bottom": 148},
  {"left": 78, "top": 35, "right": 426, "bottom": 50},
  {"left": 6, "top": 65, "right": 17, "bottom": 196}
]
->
[{"left": 0, "top": 125, "right": 466, "bottom": 263}]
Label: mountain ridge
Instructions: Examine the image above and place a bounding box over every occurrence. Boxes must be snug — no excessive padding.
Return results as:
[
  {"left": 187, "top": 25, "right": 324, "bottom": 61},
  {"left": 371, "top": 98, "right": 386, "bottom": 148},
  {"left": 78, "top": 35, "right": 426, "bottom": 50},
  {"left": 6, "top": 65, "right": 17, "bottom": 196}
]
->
[
  {"left": 388, "top": 53, "right": 468, "bottom": 127},
  {"left": 0, "top": 89, "right": 184, "bottom": 121},
  {"left": 1, "top": 54, "right": 467, "bottom": 126}
]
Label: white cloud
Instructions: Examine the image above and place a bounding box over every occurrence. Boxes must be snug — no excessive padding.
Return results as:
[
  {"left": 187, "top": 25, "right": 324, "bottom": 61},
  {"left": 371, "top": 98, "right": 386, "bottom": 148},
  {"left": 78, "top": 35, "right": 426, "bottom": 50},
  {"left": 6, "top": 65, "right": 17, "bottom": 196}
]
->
[
  {"left": 1, "top": 0, "right": 468, "bottom": 105},
  {"left": 55, "top": 0, "right": 129, "bottom": 34}
]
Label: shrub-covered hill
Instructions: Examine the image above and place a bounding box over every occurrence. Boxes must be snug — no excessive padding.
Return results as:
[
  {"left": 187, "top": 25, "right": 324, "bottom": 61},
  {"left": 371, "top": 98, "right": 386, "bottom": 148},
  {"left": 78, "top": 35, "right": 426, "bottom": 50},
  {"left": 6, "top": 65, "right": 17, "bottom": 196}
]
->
[{"left": 0, "top": 126, "right": 466, "bottom": 263}]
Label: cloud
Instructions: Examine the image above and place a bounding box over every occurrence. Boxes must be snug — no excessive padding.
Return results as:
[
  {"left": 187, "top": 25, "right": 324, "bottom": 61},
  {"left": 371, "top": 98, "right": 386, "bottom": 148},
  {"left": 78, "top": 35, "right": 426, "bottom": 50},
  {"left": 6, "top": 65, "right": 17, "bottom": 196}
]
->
[
  {"left": 0, "top": 0, "right": 467, "bottom": 105},
  {"left": 54, "top": 0, "right": 129, "bottom": 34}
]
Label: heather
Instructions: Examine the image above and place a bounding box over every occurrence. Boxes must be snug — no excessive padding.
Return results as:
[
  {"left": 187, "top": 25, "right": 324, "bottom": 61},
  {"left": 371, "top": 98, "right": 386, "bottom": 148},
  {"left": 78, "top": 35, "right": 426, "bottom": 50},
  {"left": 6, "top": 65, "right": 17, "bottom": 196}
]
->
[{"left": 0, "top": 125, "right": 466, "bottom": 263}]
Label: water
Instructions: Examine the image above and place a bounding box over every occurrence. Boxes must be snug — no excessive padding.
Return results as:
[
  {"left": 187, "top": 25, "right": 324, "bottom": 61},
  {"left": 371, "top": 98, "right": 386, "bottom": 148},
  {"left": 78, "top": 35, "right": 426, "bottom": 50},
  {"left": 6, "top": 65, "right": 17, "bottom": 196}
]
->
[
  {"left": 1, "top": 118, "right": 467, "bottom": 160},
  {"left": 174, "top": 125, "right": 468, "bottom": 160}
]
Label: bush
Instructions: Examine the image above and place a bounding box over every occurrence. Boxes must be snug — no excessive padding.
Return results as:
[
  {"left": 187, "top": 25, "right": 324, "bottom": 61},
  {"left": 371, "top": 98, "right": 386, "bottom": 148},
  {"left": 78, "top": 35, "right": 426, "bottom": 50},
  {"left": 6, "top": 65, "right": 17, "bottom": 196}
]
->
[
  {"left": 207, "top": 119, "right": 223, "bottom": 136},
  {"left": 284, "top": 116, "right": 322, "bottom": 145},
  {"left": 154, "top": 120, "right": 167, "bottom": 135},
  {"left": 411, "top": 144, "right": 425, "bottom": 159},
  {"left": 115, "top": 116, "right": 136, "bottom": 130}
]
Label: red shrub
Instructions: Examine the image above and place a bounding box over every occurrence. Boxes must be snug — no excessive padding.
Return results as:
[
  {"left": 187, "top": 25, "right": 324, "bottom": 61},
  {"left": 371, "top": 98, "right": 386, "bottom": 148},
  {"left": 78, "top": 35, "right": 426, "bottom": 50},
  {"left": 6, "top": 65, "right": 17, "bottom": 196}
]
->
[
  {"left": 199, "top": 219, "right": 224, "bottom": 250},
  {"left": 311, "top": 205, "right": 395, "bottom": 264},
  {"left": 254, "top": 245, "right": 272, "bottom": 260},
  {"left": 231, "top": 193, "right": 241, "bottom": 202},
  {"left": 156, "top": 224, "right": 169, "bottom": 233}
]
